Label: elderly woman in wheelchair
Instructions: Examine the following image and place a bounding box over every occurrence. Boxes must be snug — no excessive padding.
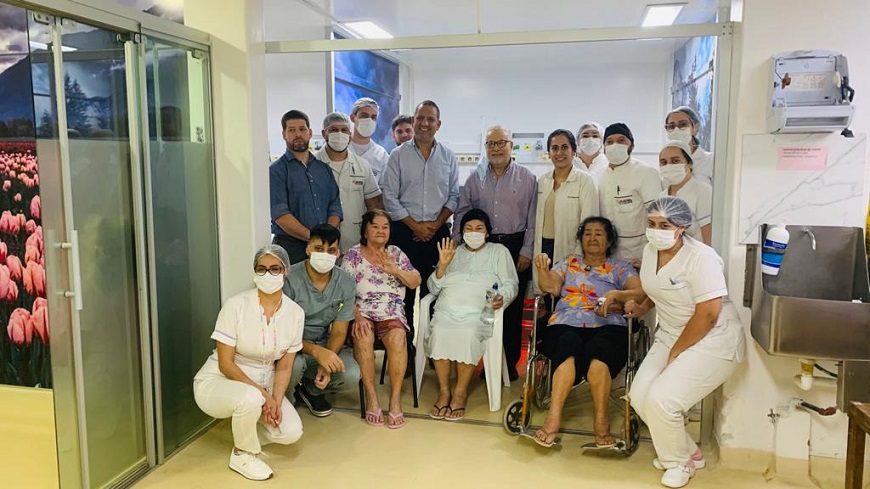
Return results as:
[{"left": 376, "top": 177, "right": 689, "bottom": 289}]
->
[{"left": 531, "top": 216, "right": 643, "bottom": 448}]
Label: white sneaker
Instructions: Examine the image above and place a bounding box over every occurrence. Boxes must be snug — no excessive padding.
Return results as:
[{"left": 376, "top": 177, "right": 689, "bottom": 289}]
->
[
  {"left": 229, "top": 449, "right": 273, "bottom": 481},
  {"left": 653, "top": 454, "right": 705, "bottom": 470},
  {"left": 661, "top": 463, "right": 695, "bottom": 488}
]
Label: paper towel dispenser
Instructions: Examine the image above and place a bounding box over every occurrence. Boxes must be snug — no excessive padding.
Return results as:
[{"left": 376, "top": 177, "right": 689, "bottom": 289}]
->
[{"left": 768, "top": 50, "right": 855, "bottom": 134}]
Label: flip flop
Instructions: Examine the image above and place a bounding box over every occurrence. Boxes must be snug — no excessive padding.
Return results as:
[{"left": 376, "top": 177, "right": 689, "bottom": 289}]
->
[
  {"left": 364, "top": 410, "right": 385, "bottom": 427},
  {"left": 429, "top": 403, "right": 450, "bottom": 420},
  {"left": 444, "top": 406, "right": 465, "bottom": 421},
  {"left": 593, "top": 435, "right": 618, "bottom": 449},
  {"left": 386, "top": 411, "right": 406, "bottom": 429},
  {"left": 533, "top": 429, "right": 561, "bottom": 448}
]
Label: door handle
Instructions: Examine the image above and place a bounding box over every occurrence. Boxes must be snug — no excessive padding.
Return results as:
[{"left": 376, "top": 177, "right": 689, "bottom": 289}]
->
[{"left": 57, "top": 229, "right": 83, "bottom": 311}]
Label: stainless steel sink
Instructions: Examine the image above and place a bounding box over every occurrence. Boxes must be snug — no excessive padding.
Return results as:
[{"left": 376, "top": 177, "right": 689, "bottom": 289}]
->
[{"left": 748, "top": 225, "right": 870, "bottom": 360}]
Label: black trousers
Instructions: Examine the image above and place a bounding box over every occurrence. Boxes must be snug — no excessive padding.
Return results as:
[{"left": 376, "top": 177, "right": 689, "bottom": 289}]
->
[
  {"left": 489, "top": 232, "right": 530, "bottom": 378},
  {"left": 390, "top": 221, "right": 450, "bottom": 333},
  {"left": 273, "top": 234, "right": 308, "bottom": 265}
]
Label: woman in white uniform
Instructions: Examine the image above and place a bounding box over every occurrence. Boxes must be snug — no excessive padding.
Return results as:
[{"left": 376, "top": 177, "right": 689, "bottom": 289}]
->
[
  {"left": 665, "top": 106, "right": 714, "bottom": 187},
  {"left": 426, "top": 209, "right": 519, "bottom": 421},
  {"left": 625, "top": 197, "right": 744, "bottom": 489},
  {"left": 573, "top": 121, "right": 609, "bottom": 184},
  {"left": 658, "top": 140, "right": 713, "bottom": 245},
  {"left": 193, "top": 245, "right": 307, "bottom": 481}
]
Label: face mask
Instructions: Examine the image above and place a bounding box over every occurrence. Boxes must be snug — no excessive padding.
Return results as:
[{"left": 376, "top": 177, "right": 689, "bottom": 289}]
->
[
  {"left": 660, "top": 164, "right": 688, "bottom": 186},
  {"left": 646, "top": 228, "right": 679, "bottom": 250},
  {"left": 667, "top": 127, "right": 694, "bottom": 145},
  {"left": 579, "top": 137, "right": 602, "bottom": 156},
  {"left": 355, "top": 118, "right": 377, "bottom": 138},
  {"left": 309, "top": 252, "right": 337, "bottom": 273},
  {"left": 463, "top": 232, "right": 486, "bottom": 249},
  {"left": 254, "top": 272, "right": 284, "bottom": 294},
  {"left": 327, "top": 132, "right": 350, "bottom": 152},
  {"left": 604, "top": 143, "right": 630, "bottom": 166}
]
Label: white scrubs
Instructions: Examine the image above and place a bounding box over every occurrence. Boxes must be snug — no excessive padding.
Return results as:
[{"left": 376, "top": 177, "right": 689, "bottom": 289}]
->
[
  {"left": 598, "top": 157, "right": 661, "bottom": 262},
  {"left": 316, "top": 147, "right": 382, "bottom": 253},
  {"left": 351, "top": 140, "right": 389, "bottom": 182},
  {"left": 194, "top": 289, "right": 306, "bottom": 454},
  {"left": 691, "top": 148, "right": 714, "bottom": 187},
  {"left": 629, "top": 238, "right": 744, "bottom": 469},
  {"left": 573, "top": 153, "right": 608, "bottom": 184},
  {"left": 661, "top": 177, "right": 713, "bottom": 242}
]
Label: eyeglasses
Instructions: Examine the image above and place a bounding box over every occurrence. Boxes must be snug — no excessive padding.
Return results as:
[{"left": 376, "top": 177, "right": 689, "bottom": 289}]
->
[
  {"left": 664, "top": 121, "right": 693, "bottom": 131},
  {"left": 485, "top": 140, "right": 511, "bottom": 149},
  {"left": 255, "top": 265, "right": 285, "bottom": 276}
]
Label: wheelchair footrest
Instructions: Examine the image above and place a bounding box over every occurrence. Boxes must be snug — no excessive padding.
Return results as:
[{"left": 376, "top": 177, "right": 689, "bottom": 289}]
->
[{"left": 581, "top": 439, "right": 627, "bottom": 452}]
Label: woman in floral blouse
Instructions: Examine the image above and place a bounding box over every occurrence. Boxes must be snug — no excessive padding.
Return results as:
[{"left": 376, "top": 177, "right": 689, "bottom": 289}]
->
[
  {"left": 531, "top": 216, "right": 643, "bottom": 448},
  {"left": 341, "top": 209, "right": 421, "bottom": 428}
]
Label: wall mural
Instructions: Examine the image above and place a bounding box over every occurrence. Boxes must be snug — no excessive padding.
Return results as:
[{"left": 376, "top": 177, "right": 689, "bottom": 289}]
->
[
  {"left": 0, "top": 4, "right": 49, "bottom": 388},
  {"left": 671, "top": 36, "right": 716, "bottom": 151}
]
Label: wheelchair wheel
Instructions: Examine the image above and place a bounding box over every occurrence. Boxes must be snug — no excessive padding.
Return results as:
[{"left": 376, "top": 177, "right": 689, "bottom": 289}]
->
[
  {"left": 503, "top": 399, "right": 530, "bottom": 435},
  {"left": 625, "top": 413, "right": 641, "bottom": 455}
]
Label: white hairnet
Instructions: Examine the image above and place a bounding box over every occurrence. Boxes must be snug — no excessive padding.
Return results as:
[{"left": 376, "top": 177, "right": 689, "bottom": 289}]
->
[
  {"left": 351, "top": 97, "right": 379, "bottom": 115},
  {"left": 322, "top": 111, "right": 349, "bottom": 129},
  {"left": 660, "top": 140, "right": 694, "bottom": 164},
  {"left": 667, "top": 106, "right": 701, "bottom": 126},
  {"left": 577, "top": 121, "right": 604, "bottom": 139},
  {"left": 253, "top": 244, "right": 291, "bottom": 273},
  {"left": 647, "top": 196, "right": 694, "bottom": 228}
]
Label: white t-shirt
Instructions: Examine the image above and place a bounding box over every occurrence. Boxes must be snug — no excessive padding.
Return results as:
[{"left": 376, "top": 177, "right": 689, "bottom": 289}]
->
[
  {"left": 573, "top": 153, "right": 608, "bottom": 184},
  {"left": 194, "top": 289, "right": 305, "bottom": 387},
  {"left": 691, "top": 148, "right": 714, "bottom": 187},
  {"left": 315, "top": 147, "right": 381, "bottom": 252},
  {"left": 351, "top": 140, "right": 389, "bottom": 182},
  {"left": 661, "top": 177, "right": 713, "bottom": 242},
  {"left": 640, "top": 238, "right": 743, "bottom": 361},
  {"left": 599, "top": 157, "right": 661, "bottom": 261}
]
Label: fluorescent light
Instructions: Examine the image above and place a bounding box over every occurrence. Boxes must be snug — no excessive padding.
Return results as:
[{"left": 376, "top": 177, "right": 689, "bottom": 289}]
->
[
  {"left": 642, "top": 4, "right": 685, "bottom": 27},
  {"left": 342, "top": 21, "right": 393, "bottom": 39}
]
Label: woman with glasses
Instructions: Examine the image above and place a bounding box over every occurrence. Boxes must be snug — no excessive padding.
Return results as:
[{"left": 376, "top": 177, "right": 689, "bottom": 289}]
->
[
  {"left": 341, "top": 209, "right": 421, "bottom": 428},
  {"left": 664, "top": 106, "right": 714, "bottom": 187},
  {"left": 193, "top": 244, "right": 307, "bottom": 481}
]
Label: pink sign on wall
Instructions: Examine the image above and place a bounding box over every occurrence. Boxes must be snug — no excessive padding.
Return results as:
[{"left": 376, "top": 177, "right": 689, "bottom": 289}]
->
[{"left": 777, "top": 145, "right": 829, "bottom": 171}]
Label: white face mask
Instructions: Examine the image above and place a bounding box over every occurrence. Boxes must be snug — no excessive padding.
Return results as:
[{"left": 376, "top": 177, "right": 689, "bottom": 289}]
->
[
  {"left": 646, "top": 228, "right": 680, "bottom": 250},
  {"left": 309, "top": 252, "right": 337, "bottom": 273},
  {"left": 604, "top": 143, "right": 630, "bottom": 166},
  {"left": 579, "top": 137, "right": 602, "bottom": 156},
  {"left": 254, "top": 272, "right": 284, "bottom": 294},
  {"left": 327, "top": 132, "right": 350, "bottom": 152},
  {"left": 355, "top": 118, "right": 377, "bottom": 138},
  {"left": 660, "top": 164, "right": 688, "bottom": 186},
  {"left": 463, "top": 232, "right": 486, "bottom": 250},
  {"left": 667, "top": 127, "right": 694, "bottom": 145}
]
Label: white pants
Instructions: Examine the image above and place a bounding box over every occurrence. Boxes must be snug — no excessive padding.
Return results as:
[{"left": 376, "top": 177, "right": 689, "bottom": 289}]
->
[
  {"left": 629, "top": 337, "right": 736, "bottom": 468},
  {"left": 194, "top": 376, "right": 303, "bottom": 454}
]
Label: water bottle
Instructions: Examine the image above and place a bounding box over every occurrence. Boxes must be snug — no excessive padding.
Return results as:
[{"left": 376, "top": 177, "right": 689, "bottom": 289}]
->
[
  {"left": 761, "top": 223, "right": 790, "bottom": 276},
  {"left": 479, "top": 282, "right": 499, "bottom": 326}
]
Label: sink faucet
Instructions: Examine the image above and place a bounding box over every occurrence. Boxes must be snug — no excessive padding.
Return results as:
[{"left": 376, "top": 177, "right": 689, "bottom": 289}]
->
[{"left": 803, "top": 226, "right": 817, "bottom": 251}]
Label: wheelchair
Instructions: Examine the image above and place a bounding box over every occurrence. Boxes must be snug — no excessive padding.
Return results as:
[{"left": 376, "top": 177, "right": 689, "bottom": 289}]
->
[{"left": 503, "top": 295, "right": 650, "bottom": 455}]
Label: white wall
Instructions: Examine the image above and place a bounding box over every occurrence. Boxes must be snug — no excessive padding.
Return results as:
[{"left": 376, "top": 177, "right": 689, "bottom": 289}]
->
[
  {"left": 716, "top": 0, "right": 870, "bottom": 468},
  {"left": 409, "top": 42, "right": 672, "bottom": 162}
]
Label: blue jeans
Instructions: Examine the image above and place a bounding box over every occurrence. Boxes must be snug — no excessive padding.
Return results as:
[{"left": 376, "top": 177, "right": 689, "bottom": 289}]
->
[{"left": 289, "top": 346, "right": 360, "bottom": 399}]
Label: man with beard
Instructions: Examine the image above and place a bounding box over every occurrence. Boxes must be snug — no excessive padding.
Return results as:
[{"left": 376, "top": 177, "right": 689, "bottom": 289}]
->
[{"left": 270, "top": 109, "right": 342, "bottom": 264}]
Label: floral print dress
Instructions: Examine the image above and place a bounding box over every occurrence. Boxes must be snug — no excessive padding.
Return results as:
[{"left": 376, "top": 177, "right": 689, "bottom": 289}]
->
[
  {"left": 548, "top": 254, "right": 637, "bottom": 329},
  {"left": 340, "top": 244, "right": 416, "bottom": 328}
]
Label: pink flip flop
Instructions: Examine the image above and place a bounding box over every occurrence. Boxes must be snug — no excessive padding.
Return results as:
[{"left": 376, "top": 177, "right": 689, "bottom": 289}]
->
[
  {"left": 387, "top": 411, "right": 406, "bottom": 429},
  {"left": 365, "top": 410, "right": 384, "bottom": 427}
]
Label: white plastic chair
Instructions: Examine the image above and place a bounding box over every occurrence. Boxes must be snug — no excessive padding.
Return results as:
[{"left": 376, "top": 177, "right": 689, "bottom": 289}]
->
[{"left": 414, "top": 293, "right": 511, "bottom": 412}]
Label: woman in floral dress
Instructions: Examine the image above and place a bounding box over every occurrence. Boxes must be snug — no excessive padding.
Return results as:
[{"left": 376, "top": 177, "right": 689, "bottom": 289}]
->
[{"left": 341, "top": 209, "right": 420, "bottom": 428}]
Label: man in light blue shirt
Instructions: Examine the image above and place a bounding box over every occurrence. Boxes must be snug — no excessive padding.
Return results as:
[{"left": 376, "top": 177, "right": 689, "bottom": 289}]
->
[{"left": 381, "top": 100, "right": 459, "bottom": 328}]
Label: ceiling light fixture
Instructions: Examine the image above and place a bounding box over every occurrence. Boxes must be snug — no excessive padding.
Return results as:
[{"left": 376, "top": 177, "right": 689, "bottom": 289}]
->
[
  {"left": 641, "top": 4, "right": 686, "bottom": 27},
  {"left": 341, "top": 21, "right": 393, "bottom": 39}
]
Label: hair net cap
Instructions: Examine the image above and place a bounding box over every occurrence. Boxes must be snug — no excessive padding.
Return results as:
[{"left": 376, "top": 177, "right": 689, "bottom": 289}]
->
[
  {"left": 668, "top": 106, "right": 701, "bottom": 125},
  {"left": 253, "top": 244, "right": 291, "bottom": 274},
  {"left": 322, "top": 111, "right": 350, "bottom": 129},
  {"left": 647, "top": 196, "right": 694, "bottom": 228},
  {"left": 661, "top": 140, "right": 694, "bottom": 162},
  {"left": 603, "top": 122, "right": 634, "bottom": 144},
  {"left": 352, "top": 97, "right": 379, "bottom": 115},
  {"left": 577, "top": 121, "right": 604, "bottom": 138}
]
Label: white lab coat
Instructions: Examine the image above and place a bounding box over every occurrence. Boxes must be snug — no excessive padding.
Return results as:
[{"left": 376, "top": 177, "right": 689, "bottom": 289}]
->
[
  {"left": 315, "top": 147, "right": 382, "bottom": 253},
  {"left": 661, "top": 177, "right": 713, "bottom": 242},
  {"left": 351, "top": 141, "right": 389, "bottom": 182},
  {"left": 532, "top": 167, "right": 598, "bottom": 292},
  {"left": 691, "top": 147, "right": 714, "bottom": 187},
  {"left": 598, "top": 157, "right": 661, "bottom": 262},
  {"left": 573, "top": 153, "right": 608, "bottom": 184}
]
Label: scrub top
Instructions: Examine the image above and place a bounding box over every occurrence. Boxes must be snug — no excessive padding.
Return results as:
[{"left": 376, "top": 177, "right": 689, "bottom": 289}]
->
[
  {"left": 194, "top": 288, "right": 305, "bottom": 387},
  {"left": 315, "top": 147, "right": 382, "bottom": 253},
  {"left": 691, "top": 148, "right": 714, "bottom": 187},
  {"left": 573, "top": 153, "right": 608, "bottom": 184},
  {"left": 351, "top": 140, "right": 389, "bottom": 182},
  {"left": 599, "top": 158, "right": 661, "bottom": 261},
  {"left": 639, "top": 237, "right": 744, "bottom": 361},
  {"left": 661, "top": 177, "right": 713, "bottom": 242}
]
